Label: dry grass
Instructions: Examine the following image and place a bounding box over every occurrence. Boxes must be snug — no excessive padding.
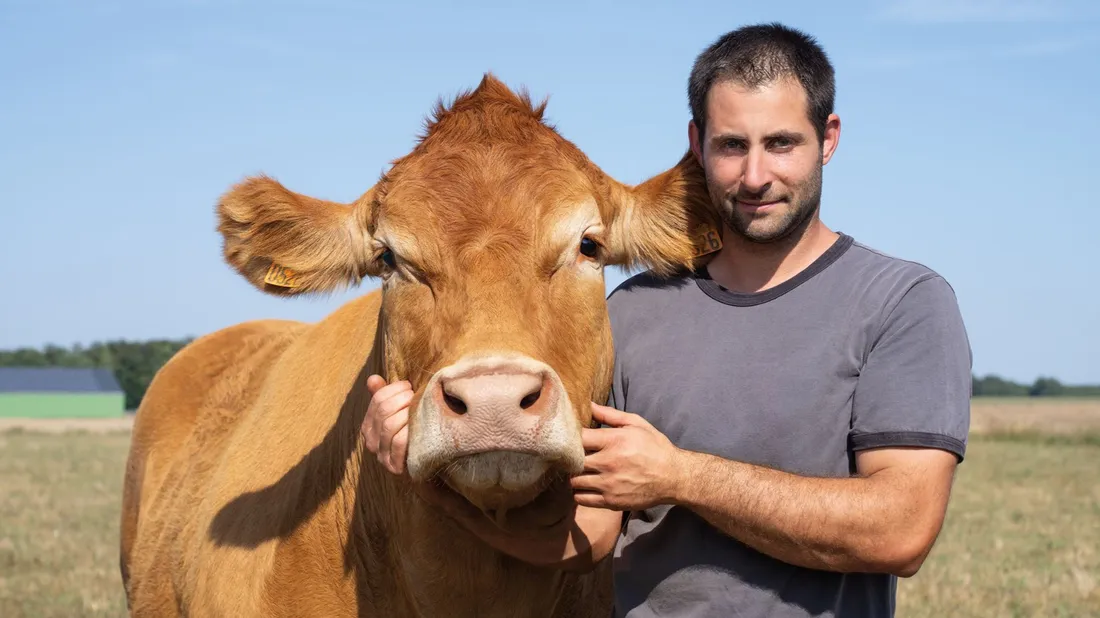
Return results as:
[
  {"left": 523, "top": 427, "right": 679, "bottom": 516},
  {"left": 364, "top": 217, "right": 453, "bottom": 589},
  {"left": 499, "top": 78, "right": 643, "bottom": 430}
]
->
[
  {"left": 0, "top": 399, "right": 1097, "bottom": 617},
  {"left": 969, "top": 397, "right": 1100, "bottom": 436},
  {"left": 896, "top": 437, "right": 1099, "bottom": 617},
  {"left": 0, "top": 429, "right": 130, "bottom": 617},
  {"left": 892, "top": 397, "right": 1100, "bottom": 617}
]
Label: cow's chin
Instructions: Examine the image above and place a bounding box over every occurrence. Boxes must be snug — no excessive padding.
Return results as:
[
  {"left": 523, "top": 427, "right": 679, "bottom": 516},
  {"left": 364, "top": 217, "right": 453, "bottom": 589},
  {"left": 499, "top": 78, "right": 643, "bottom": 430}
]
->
[
  {"left": 445, "top": 451, "right": 553, "bottom": 510},
  {"left": 442, "top": 454, "right": 575, "bottom": 530}
]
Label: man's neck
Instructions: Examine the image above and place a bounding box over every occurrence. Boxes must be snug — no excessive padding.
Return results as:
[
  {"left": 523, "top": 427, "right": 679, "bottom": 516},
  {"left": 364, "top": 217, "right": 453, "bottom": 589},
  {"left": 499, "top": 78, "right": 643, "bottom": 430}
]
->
[{"left": 704, "top": 218, "right": 839, "bottom": 294}]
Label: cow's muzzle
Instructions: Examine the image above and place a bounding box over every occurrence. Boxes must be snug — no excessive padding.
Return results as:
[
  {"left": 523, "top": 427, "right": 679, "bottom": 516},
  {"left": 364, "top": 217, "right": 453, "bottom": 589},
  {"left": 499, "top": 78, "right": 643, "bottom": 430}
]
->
[{"left": 406, "top": 354, "right": 583, "bottom": 512}]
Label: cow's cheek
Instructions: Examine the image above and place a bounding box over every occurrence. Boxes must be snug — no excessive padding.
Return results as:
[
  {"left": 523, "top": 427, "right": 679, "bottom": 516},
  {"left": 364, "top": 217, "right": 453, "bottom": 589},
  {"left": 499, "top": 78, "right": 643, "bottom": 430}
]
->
[
  {"left": 381, "top": 282, "right": 440, "bottom": 389},
  {"left": 544, "top": 268, "right": 609, "bottom": 424}
]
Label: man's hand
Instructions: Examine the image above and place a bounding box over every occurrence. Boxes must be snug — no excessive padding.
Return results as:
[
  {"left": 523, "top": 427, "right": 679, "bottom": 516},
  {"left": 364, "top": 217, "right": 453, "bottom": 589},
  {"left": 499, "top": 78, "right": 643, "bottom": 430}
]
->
[
  {"left": 570, "top": 402, "right": 686, "bottom": 511},
  {"left": 361, "top": 375, "right": 412, "bottom": 475}
]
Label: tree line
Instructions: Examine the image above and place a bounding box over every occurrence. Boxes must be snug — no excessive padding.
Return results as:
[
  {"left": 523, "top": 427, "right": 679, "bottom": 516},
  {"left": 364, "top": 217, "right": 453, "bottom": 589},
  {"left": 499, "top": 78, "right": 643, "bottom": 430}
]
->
[
  {"left": 971, "top": 374, "right": 1100, "bottom": 398},
  {"left": 0, "top": 339, "right": 193, "bottom": 410},
  {"left": 1, "top": 339, "right": 1097, "bottom": 410}
]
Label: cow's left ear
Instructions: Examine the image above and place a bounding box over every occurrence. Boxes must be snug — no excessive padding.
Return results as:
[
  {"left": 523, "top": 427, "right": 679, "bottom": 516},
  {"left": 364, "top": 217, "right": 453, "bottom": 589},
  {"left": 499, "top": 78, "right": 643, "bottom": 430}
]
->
[
  {"left": 215, "top": 176, "right": 383, "bottom": 296},
  {"left": 601, "top": 151, "right": 723, "bottom": 276}
]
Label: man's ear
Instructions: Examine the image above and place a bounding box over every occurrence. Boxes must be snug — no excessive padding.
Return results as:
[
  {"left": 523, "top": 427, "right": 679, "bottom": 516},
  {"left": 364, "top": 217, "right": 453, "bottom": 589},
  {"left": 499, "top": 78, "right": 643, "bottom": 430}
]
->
[
  {"left": 215, "top": 175, "right": 381, "bottom": 296},
  {"left": 602, "top": 151, "right": 722, "bottom": 277}
]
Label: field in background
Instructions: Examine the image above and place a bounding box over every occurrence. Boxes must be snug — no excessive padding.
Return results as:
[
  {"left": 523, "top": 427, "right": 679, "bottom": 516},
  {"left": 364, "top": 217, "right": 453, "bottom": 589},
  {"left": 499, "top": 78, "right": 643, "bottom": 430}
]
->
[
  {"left": 0, "top": 399, "right": 1097, "bottom": 617},
  {"left": 0, "top": 429, "right": 130, "bottom": 617}
]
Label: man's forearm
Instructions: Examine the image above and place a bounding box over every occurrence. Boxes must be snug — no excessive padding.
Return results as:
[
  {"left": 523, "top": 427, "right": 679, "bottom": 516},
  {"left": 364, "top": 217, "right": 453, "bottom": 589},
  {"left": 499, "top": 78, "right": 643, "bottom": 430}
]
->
[{"left": 672, "top": 450, "right": 937, "bottom": 576}]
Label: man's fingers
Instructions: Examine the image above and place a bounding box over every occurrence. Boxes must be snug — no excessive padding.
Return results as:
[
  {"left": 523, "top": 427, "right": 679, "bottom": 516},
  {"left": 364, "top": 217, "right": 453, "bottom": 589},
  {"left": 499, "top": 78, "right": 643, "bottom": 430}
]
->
[
  {"left": 363, "top": 378, "right": 412, "bottom": 457},
  {"left": 569, "top": 471, "right": 604, "bottom": 493},
  {"left": 590, "top": 402, "right": 644, "bottom": 428},
  {"left": 580, "top": 426, "right": 617, "bottom": 452},
  {"left": 377, "top": 407, "right": 410, "bottom": 471},
  {"left": 370, "top": 389, "right": 414, "bottom": 446},
  {"left": 363, "top": 424, "right": 378, "bottom": 452},
  {"left": 572, "top": 491, "right": 613, "bottom": 510},
  {"left": 384, "top": 426, "right": 409, "bottom": 475},
  {"left": 380, "top": 406, "right": 410, "bottom": 441},
  {"left": 378, "top": 389, "right": 415, "bottom": 419},
  {"left": 570, "top": 469, "right": 609, "bottom": 508},
  {"left": 371, "top": 380, "right": 413, "bottom": 406}
]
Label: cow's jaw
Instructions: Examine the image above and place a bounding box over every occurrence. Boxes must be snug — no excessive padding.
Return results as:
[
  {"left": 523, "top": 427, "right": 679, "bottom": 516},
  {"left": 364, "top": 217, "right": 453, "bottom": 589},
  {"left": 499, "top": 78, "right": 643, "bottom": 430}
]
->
[{"left": 406, "top": 354, "right": 584, "bottom": 515}]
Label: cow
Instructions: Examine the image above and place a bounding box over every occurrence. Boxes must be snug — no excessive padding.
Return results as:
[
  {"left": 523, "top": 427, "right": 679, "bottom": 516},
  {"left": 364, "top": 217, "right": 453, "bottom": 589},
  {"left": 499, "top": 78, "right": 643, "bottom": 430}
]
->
[{"left": 119, "top": 73, "right": 720, "bottom": 617}]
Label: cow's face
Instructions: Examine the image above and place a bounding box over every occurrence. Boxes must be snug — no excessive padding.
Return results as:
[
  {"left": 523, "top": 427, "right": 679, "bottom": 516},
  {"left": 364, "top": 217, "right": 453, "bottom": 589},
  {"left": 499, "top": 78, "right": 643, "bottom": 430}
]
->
[{"left": 217, "top": 75, "right": 718, "bottom": 527}]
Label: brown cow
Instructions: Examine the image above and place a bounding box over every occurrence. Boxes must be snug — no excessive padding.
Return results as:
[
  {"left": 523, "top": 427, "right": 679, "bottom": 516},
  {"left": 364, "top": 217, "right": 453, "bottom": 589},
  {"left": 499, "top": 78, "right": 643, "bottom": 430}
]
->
[{"left": 119, "top": 74, "right": 719, "bottom": 617}]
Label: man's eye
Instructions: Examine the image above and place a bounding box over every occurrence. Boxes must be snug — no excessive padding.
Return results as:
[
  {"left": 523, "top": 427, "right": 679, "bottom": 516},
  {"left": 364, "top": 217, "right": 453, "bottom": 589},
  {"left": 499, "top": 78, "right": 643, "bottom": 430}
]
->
[{"left": 580, "top": 237, "right": 599, "bottom": 258}]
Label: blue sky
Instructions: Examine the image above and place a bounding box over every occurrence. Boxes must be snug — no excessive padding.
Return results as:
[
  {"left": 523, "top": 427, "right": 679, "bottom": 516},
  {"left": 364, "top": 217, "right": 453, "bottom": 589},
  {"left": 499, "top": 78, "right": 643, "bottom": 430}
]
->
[{"left": 1, "top": 0, "right": 1097, "bottom": 384}]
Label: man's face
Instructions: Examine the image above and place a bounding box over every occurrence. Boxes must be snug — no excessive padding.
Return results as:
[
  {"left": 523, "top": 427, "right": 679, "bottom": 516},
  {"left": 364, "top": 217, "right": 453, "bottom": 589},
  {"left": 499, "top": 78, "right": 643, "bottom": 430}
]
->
[{"left": 689, "top": 77, "right": 839, "bottom": 244}]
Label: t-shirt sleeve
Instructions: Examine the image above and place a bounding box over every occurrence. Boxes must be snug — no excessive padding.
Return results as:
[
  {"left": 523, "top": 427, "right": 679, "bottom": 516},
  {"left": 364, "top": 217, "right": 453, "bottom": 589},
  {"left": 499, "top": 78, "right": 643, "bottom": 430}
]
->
[{"left": 850, "top": 274, "right": 972, "bottom": 462}]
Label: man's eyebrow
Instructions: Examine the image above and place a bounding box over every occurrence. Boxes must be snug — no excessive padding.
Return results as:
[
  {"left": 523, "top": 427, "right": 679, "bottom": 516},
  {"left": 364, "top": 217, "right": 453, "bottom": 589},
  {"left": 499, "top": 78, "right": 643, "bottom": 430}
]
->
[
  {"left": 767, "top": 130, "right": 806, "bottom": 143},
  {"left": 709, "top": 132, "right": 745, "bottom": 145}
]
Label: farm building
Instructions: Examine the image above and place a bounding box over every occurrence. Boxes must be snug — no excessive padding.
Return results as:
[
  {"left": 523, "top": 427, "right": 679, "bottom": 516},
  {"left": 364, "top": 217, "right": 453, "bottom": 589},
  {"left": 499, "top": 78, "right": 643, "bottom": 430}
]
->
[{"left": 0, "top": 367, "right": 125, "bottom": 418}]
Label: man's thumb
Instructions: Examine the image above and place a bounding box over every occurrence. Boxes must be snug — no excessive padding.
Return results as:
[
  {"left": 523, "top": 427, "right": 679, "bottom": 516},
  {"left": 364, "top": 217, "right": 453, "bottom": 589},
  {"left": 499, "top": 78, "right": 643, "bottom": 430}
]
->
[{"left": 366, "top": 374, "right": 387, "bottom": 395}]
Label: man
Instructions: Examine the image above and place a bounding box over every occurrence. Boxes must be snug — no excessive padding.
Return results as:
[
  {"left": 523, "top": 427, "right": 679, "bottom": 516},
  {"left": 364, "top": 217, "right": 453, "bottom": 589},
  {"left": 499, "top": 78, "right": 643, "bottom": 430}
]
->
[{"left": 363, "top": 22, "right": 971, "bottom": 617}]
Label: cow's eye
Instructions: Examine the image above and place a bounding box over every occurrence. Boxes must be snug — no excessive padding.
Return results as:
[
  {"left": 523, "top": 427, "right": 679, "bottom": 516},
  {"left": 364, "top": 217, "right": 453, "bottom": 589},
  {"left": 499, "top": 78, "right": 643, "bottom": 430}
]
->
[
  {"left": 579, "top": 237, "right": 599, "bottom": 259},
  {"left": 380, "top": 248, "right": 396, "bottom": 269}
]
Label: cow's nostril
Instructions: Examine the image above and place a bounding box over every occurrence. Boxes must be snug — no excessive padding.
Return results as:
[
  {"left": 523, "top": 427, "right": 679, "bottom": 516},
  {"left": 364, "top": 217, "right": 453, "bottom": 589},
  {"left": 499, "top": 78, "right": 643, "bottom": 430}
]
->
[
  {"left": 519, "top": 388, "right": 541, "bottom": 410},
  {"left": 443, "top": 391, "right": 468, "bottom": 415}
]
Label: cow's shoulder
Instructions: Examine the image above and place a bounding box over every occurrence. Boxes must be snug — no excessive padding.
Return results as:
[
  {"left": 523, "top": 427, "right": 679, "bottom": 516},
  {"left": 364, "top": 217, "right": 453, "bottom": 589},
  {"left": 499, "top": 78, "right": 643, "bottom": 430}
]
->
[{"left": 136, "top": 319, "right": 306, "bottom": 439}]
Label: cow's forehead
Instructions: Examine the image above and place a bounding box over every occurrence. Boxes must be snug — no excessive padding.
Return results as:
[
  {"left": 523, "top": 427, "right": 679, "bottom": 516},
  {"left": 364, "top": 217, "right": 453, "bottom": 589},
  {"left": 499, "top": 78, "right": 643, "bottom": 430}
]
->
[
  {"left": 368, "top": 76, "right": 612, "bottom": 257},
  {"left": 378, "top": 141, "right": 598, "bottom": 227}
]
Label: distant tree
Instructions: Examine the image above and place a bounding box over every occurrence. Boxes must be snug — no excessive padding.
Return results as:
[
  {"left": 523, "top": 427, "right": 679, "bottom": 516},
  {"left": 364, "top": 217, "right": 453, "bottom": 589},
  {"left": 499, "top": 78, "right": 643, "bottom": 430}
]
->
[
  {"left": 1029, "top": 377, "right": 1065, "bottom": 397},
  {"left": 1065, "top": 384, "right": 1100, "bottom": 397},
  {"left": 0, "top": 348, "right": 45, "bottom": 366},
  {"left": 972, "top": 374, "right": 1030, "bottom": 397}
]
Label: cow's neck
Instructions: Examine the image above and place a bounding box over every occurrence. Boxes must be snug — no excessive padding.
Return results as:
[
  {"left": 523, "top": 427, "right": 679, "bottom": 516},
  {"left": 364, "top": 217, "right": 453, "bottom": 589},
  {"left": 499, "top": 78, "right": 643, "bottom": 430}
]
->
[{"left": 354, "top": 469, "right": 578, "bottom": 617}]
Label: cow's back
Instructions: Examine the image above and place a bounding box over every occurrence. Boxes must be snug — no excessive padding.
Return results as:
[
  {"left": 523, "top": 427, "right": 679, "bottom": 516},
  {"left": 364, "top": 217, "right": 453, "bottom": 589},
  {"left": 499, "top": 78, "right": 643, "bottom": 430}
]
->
[{"left": 120, "top": 317, "right": 306, "bottom": 614}]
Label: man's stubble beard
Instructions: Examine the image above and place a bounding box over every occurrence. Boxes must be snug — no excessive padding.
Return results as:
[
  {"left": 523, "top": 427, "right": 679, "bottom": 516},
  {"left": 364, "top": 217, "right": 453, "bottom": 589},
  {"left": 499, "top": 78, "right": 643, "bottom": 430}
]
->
[{"left": 709, "top": 158, "right": 823, "bottom": 246}]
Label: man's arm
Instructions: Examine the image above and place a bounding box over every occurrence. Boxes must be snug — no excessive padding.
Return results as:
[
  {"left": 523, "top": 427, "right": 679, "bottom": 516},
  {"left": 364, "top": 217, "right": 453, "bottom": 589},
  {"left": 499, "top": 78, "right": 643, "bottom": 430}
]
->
[
  {"left": 673, "top": 445, "right": 957, "bottom": 577},
  {"left": 572, "top": 405, "right": 957, "bottom": 577}
]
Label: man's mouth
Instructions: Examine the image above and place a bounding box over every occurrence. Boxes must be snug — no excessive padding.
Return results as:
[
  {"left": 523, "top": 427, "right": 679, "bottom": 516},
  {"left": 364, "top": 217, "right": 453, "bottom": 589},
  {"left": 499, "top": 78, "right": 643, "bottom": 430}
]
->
[{"left": 735, "top": 198, "right": 783, "bottom": 212}]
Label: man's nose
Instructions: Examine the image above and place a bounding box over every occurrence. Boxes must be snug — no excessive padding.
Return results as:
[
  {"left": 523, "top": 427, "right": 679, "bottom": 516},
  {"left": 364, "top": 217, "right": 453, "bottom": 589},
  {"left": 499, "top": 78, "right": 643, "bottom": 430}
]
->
[{"left": 742, "top": 148, "right": 773, "bottom": 194}]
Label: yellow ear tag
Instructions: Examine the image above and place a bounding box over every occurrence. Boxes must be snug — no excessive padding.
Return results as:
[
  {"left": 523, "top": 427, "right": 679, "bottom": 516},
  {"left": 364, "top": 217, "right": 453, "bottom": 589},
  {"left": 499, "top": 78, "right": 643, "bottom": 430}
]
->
[
  {"left": 691, "top": 224, "right": 723, "bottom": 257},
  {"left": 263, "top": 263, "right": 301, "bottom": 288}
]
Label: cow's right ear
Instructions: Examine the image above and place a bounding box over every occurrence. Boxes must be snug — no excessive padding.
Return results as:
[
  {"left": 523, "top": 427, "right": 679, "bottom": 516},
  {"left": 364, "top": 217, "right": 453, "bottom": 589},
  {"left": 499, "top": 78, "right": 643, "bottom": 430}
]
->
[{"left": 215, "top": 176, "right": 382, "bottom": 296}]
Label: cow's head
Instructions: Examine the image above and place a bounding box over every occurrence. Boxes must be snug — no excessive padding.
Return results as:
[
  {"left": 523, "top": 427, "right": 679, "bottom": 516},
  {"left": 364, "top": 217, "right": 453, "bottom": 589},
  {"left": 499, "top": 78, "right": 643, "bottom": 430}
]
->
[{"left": 216, "top": 75, "right": 719, "bottom": 528}]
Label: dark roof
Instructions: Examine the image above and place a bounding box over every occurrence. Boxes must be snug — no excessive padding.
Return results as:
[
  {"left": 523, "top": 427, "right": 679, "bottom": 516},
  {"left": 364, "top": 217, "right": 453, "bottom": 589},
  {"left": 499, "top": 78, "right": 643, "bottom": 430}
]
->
[{"left": 0, "top": 367, "right": 123, "bottom": 394}]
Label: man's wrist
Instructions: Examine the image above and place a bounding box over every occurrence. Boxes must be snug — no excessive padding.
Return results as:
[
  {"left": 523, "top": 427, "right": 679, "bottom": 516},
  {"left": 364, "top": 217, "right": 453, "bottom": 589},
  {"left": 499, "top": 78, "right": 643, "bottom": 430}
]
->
[{"left": 667, "top": 448, "right": 703, "bottom": 505}]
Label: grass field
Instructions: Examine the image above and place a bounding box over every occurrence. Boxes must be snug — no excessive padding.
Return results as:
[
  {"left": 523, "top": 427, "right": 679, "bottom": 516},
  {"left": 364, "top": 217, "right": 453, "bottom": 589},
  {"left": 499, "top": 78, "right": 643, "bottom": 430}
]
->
[{"left": 1, "top": 399, "right": 1098, "bottom": 617}]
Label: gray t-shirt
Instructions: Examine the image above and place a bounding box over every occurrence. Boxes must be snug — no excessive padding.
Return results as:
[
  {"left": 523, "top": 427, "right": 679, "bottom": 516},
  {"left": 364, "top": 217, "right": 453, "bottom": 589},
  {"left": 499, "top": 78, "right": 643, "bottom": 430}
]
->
[{"left": 605, "top": 233, "right": 971, "bottom": 618}]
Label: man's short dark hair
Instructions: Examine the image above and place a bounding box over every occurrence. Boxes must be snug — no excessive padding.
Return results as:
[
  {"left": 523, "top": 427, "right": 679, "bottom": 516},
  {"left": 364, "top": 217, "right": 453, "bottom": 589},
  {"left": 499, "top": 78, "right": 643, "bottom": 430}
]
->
[{"left": 688, "top": 23, "right": 835, "bottom": 144}]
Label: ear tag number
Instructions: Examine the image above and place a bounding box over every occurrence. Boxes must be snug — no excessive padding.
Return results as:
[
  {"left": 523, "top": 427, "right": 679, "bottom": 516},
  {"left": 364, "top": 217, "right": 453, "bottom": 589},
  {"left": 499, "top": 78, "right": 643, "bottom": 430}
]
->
[
  {"left": 264, "top": 263, "right": 301, "bottom": 288},
  {"left": 691, "top": 225, "right": 723, "bottom": 257}
]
